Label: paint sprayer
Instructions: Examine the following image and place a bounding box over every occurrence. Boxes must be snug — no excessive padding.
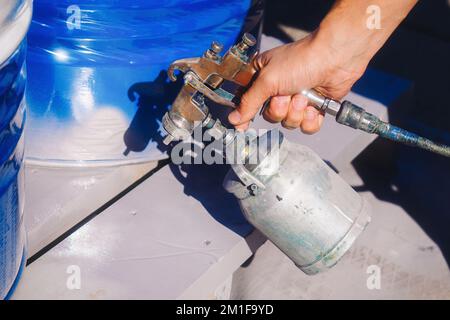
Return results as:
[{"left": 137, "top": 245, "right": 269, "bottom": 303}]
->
[{"left": 162, "top": 34, "right": 450, "bottom": 275}]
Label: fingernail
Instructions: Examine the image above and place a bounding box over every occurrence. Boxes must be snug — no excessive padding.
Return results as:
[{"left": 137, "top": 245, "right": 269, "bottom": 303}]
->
[
  {"left": 228, "top": 111, "right": 241, "bottom": 124},
  {"left": 236, "top": 123, "right": 249, "bottom": 132},
  {"left": 305, "top": 109, "right": 317, "bottom": 120}
]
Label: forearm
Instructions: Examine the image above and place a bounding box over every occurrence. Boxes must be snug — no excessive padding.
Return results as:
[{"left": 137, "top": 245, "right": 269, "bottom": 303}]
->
[{"left": 315, "top": 0, "right": 418, "bottom": 71}]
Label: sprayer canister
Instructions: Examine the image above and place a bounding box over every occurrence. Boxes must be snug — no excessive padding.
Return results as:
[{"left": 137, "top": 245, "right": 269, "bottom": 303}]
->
[
  {"left": 0, "top": 0, "right": 32, "bottom": 299},
  {"left": 224, "top": 130, "right": 371, "bottom": 275}
]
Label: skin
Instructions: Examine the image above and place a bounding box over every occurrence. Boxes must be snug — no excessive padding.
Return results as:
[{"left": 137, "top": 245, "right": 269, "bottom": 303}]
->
[{"left": 229, "top": 0, "right": 419, "bottom": 134}]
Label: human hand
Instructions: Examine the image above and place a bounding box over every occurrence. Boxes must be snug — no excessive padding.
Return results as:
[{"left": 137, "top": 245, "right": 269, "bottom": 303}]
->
[{"left": 228, "top": 32, "right": 367, "bottom": 134}]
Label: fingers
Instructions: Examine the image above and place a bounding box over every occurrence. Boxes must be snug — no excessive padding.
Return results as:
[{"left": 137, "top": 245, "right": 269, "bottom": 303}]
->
[
  {"left": 227, "top": 43, "right": 325, "bottom": 134},
  {"left": 281, "top": 94, "right": 307, "bottom": 129},
  {"left": 272, "top": 94, "right": 323, "bottom": 134},
  {"left": 228, "top": 72, "right": 273, "bottom": 130},
  {"left": 263, "top": 95, "right": 290, "bottom": 123},
  {"left": 253, "top": 93, "right": 324, "bottom": 134},
  {"left": 300, "top": 106, "right": 324, "bottom": 134}
]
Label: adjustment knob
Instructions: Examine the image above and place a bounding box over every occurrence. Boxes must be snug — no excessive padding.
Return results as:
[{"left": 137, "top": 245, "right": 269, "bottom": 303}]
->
[
  {"left": 236, "top": 33, "right": 256, "bottom": 52},
  {"left": 210, "top": 41, "right": 223, "bottom": 54},
  {"left": 242, "top": 33, "right": 256, "bottom": 47},
  {"left": 205, "top": 41, "right": 223, "bottom": 60}
]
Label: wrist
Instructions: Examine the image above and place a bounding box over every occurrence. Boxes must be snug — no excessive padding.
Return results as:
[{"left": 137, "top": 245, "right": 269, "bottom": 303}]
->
[
  {"left": 315, "top": 0, "right": 417, "bottom": 69},
  {"left": 313, "top": 13, "right": 379, "bottom": 75}
]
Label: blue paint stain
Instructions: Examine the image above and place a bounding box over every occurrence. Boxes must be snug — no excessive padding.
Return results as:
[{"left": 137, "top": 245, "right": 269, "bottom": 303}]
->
[
  {"left": 383, "top": 125, "right": 420, "bottom": 144},
  {"left": 4, "top": 249, "right": 26, "bottom": 300},
  {"left": 0, "top": 40, "right": 26, "bottom": 299},
  {"left": 377, "top": 123, "right": 450, "bottom": 157}
]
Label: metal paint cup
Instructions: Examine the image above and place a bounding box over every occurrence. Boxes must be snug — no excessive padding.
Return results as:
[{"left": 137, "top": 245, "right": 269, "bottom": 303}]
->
[{"left": 224, "top": 130, "right": 371, "bottom": 274}]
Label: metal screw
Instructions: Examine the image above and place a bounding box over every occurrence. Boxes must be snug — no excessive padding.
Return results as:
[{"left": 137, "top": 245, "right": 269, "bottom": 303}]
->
[
  {"left": 249, "top": 184, "right": 259, "bottom": 196},
  {"left": 237, "top": 33, "right": 256, "bottom": 52},
  {"left": 242, "top": 33, "right": 256, "bottom": 47},
  {"left": 210, "top": 41, "right": 223, "bottom": 54}
]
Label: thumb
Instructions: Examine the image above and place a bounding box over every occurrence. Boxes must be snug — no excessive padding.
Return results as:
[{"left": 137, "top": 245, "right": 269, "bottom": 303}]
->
[{"left": 228, "top": 74, "right": 273, "bottom": 128}]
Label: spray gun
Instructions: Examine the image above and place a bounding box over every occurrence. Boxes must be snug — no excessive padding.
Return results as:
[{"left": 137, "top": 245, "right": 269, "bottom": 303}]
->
[
  {"left": 160, "top": 34, "right": 374, "bottom": 275},
  {"left": 162, "top": 32, "right": 450, "bottom": 158}
]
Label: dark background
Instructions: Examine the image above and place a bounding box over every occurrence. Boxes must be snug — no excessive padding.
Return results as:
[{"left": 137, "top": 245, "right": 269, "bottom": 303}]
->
[{"left": 263, "top": 0, "right": 450, "bottom": 266}]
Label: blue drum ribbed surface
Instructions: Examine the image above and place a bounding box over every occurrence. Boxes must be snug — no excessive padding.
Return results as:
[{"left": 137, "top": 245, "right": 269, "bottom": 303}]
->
[
  {"left": 26, "top": 0, "right": 263, "bottom": 163},
  {"left": 0, "top": 40, "right": 26, "bottom": 300}
]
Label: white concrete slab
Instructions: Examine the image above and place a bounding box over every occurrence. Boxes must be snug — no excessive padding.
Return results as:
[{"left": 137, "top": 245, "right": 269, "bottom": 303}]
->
[
  {"left": 13, "top": 163, "right": 254, "bottom": 299},
  {"left": 24, "top": 160, "right": 159, "bottom": 257}
]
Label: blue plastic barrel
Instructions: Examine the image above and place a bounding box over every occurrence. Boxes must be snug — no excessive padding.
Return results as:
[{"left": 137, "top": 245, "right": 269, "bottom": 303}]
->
[
  {"left": 25, "top": 0, "right": 263, "bottom": 164},
  {"left": 0, "top": 0, "right": 32, "bottom": 299}
]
